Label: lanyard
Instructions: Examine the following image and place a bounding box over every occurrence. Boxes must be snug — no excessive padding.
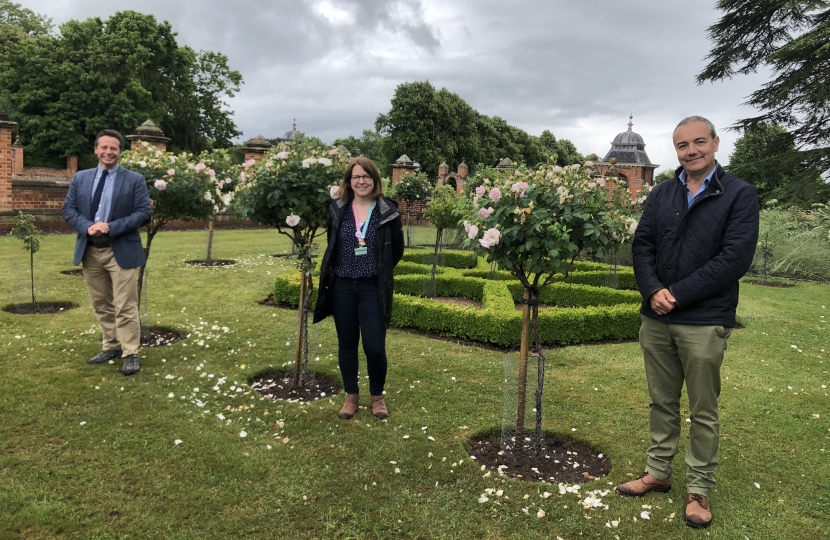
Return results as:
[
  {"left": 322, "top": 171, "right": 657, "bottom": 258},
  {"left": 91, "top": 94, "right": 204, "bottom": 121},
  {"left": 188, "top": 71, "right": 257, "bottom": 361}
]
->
[{"left": 352, "top": 199, "right": 375, "bottom": 244}]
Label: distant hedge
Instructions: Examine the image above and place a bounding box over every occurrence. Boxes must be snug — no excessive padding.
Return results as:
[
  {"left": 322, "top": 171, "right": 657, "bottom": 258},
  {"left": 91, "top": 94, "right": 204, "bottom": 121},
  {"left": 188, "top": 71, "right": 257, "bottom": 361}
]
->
[{"left": 274, "top": 250, "right": 642, "bottom": 347}]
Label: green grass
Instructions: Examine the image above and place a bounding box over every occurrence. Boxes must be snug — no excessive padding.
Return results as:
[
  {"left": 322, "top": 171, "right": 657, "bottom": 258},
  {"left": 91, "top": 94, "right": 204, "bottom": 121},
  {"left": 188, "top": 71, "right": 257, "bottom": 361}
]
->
[{"left": 1, "top": 226, "right": 828, "bottom": 539}]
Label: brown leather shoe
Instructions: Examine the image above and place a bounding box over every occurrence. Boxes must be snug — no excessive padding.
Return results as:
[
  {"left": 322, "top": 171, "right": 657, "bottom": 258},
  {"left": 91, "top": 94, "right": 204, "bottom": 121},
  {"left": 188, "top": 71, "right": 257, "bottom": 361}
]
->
[
  {"left": 615, "top": 472, "right": 672, "bottom": 497},
  {"left": 370, "top": 395, "right": 389, "bottom": 419},
  {"left": 685, "top": 493, "right": 712, "bottom": 529},
  {"left": 338, "top": 394, "right": 359, "bottom": 419}
]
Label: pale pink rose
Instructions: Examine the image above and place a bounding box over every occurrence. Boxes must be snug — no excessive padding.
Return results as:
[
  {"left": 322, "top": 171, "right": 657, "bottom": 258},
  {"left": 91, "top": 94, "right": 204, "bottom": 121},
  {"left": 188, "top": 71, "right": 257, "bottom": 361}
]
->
[
  {"left": 276, "top": 151, "right": 289, "bottom": 160},
  {"left": 551, "top": 166, "right": 563, "bottom": 173},
  {"left": 196, "top": 163, "right": 206, "bottom": 171},
  {"left": 479, "top": 228, "right": 501, "bottom": 248},
  {"left": 285, "top": 215, "right": 300, "bottom": 227},
  {"left": 475, "top": 186, "right": 486, "bottom": 197},
  {"left": 489, "top": 188, "right": 501, "bottom": 202},
  {"left": 207, "top": 169, "right": 216, "bottom": 177},
  {"left": 154, "top": 179, "right": 167, "bottom": 191},
  {"left": 478, "top": 207, "right": 494, "bottom": 218},
  {"left": 467, "top": 224, "right": 479, "bottom": 240},
  {"left": 167, "top": 169, "right": 176, "bottom": 176},
  {"left": 571, "top": 164, "right": 580, "bottom": 170},
  {"left": 243, "top": 159, "right": 256, "bottom": 168},
  {"left": 463, "top": 220, "right": 472, "bottom": 232},
  {"left": 169, "top": 156, "right": 177, "bottom": 163},
  {"left": 317, "top": 157, "right": 332, "bottom": 167},
  {"left": 222, "top": 193, "right": 232, "bottom": 206},
  {"left": 328, "top": 148, "right": 338, "bottom": 155},
  {"left": 511, "top": 181, "right": 528, "bottom": 197},
  {"left": 138, "top": 160, "right": 147, "bottom": 168},
  {"left": 224, "top": 177, "right": 232, "bottom": 185},
  {"left": 301, "top": 158, "right": 316, "bottom": 168},
  {"left": 597, "top": 178, "right": 606, "bottom": 187},
  {"left": 330, "top": 185, "right": 340, "bottom": 199},
  {"left": 584, "top": 160, "right": 594, "bottom": 167},
  {"left": 588, "top": 182, "right": 597, "bottom": 189}
]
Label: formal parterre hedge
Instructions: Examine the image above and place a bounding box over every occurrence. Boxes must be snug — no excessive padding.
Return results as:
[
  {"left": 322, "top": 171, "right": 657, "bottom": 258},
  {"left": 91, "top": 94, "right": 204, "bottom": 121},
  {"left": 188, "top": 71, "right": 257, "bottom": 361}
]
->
[{"left": 273, "top": 250, "right": 642, "bottom": 347}]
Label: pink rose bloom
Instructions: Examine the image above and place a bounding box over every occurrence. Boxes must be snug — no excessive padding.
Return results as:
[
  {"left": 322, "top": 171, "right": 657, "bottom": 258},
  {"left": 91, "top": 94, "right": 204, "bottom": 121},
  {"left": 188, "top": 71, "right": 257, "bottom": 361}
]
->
[
  {"left": 276, "top": 151, "right": 289, "bottom": 160},
  {"left": 196, "top": 163, "right": 206, "bottom": 171},
  {"left": 463, "top": 220, "right": 472, "bottom": 232},
  {"left": 329, "top": 185, "right": 340, "bottom": 199},
  {"left": 479, "top": 228, "right": 501, "bottom": 248},
  {"left": 243, "top": 159, "right": 256, "bottom": 168},
  {"left": 551, "top": 166, "right": 563, "bottom": 173},
  {"left": 222, "top": 193, "right": 232, "bottom": 206},
  {"left": 475, "top": 186, "right": 486, "bottom": 197},
  {"left": 169, "top": 156, "right": 177, "bottom": 163},
  {"left": 511, "top": 181, "right": 528, "bottom": 196},
  {"left": 478, "top": 207, "right": 494, "bottom": 218},
  {"left": 154, "top": 180, "right": 167, "bottom": 191},
  {"left": 489, "top": 188, "right": 501, "bottom": 202},
  {"left": 597, "top": 178, "right": 606, "bottom": 187},
  {"left": 285, "top": 215, "right": 300, "bottom": 227},
  {"left": 467, "top": 224, "right": 479, "bottom": 240},
  {"left": 207, "top": 168, "right": 216, "bottom": 177},
  {"left": 224, "top": 177, "right": 232, "bottom": 185},
  {"left": 328, "top": 148, "right": 338, "bottom": 155},
  {"left": 167, "top": 169, "right": 175, "bottom": 176}
]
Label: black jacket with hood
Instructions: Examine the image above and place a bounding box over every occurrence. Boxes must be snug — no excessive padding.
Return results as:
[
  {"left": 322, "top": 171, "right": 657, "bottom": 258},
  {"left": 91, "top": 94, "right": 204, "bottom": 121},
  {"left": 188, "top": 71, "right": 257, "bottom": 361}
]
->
[
  {"left": 632, "top": 163, "right": 759, "bottom": 327},
  {"left": 313, "top": 196, "right": 404, "bottom": 328}
]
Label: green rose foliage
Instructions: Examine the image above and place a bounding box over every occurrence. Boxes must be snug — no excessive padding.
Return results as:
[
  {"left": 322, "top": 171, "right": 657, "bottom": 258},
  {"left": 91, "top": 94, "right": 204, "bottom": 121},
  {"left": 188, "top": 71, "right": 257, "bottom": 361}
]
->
[
  {"left": 232, "top": 144, "right": 350, "bottom": 254},
  {"left": 423, "top": 185, "right": 461, "bottom": 230},
  {"left": 463, "top": 163, "right": 635, "bottom": 291},
  {"left": 121, "top": 142, "right": 218, "bottom": 227},
  {"left": 394, "top": 172, "right": 431, "bottom": 203},
  {"left": 11, "top": 211, "right": 41, "bottom": 254}
]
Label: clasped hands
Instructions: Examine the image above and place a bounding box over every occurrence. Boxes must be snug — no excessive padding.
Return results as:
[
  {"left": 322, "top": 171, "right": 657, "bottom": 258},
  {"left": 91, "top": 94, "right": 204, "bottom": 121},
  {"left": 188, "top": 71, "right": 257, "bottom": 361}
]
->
[
  {"left": 87, "top": 222, "right": 109, "bottom": 236},
  {"left": 649, "top": 288, "right": 676, "bottom": 316}
]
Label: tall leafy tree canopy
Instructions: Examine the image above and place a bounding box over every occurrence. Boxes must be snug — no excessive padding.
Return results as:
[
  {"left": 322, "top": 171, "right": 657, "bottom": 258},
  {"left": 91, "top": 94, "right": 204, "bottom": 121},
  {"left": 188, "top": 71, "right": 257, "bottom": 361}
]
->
[
  {"left": 698, "top": 1, "right": 830, "bottom": 169},
  {"left": 375, "top": 81, "right": 582, "bottom": 176},
  {"left": 0, "top": 3, "right": 242, "bottom": 168},
  {"left": 728, "top": 122, "right": 830, "bottom": 207}
]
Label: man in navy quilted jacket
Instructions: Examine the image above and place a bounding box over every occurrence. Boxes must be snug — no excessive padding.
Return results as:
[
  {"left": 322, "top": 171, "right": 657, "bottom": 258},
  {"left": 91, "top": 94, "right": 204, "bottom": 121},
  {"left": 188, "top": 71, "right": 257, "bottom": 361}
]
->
[{"left": 615, "top": 116, "right": 759, "bottom": 529}]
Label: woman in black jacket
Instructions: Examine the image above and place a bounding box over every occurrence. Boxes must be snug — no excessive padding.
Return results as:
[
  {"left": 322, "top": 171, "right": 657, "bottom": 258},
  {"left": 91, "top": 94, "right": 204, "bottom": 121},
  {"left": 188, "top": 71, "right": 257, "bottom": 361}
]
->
[{"left": 313, "top": 157, "right": 404, "bottom": 420}]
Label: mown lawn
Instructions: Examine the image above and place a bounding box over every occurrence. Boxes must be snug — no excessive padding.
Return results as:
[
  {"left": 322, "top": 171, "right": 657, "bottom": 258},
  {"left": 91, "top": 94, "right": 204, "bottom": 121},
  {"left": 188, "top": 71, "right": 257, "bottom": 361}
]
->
[{"left": 1, "top": 227, "right": 828, "bottom": 539}]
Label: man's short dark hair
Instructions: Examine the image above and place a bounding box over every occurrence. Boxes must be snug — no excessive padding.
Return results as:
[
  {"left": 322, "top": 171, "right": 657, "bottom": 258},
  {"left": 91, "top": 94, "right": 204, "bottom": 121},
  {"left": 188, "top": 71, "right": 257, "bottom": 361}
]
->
[
  {"left": 675, "top": 116, "right": 717, "bottom": 140},
  {"left": 94, "top": 130, "right": 126, "bottom": 151}
]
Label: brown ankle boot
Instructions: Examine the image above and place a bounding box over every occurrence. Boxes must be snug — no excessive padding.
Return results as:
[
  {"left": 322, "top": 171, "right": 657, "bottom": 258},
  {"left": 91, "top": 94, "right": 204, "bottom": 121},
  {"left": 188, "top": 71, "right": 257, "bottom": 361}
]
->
[
  {"left": 338, "top": 394, "right": 359, "bottom": 419},
  {"left": 370, "top": 395, "right": 388, "bottom": 419},
  {"left": 685, "top": 493, "right": 712, "bottom": 529}
]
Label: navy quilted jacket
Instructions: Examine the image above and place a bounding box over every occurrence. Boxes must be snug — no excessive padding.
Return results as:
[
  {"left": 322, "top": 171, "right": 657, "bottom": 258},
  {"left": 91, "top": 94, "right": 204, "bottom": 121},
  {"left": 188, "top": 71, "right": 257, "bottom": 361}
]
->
[{"left": 632, "top": 163, "right": 759, "bottom": 327}]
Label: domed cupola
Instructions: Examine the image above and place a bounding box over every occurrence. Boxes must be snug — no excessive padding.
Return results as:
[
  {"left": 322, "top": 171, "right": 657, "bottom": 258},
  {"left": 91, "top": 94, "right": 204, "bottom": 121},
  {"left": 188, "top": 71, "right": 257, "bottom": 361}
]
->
[{"left": 603, "top": 115, "right": 652, "bottom": 164}]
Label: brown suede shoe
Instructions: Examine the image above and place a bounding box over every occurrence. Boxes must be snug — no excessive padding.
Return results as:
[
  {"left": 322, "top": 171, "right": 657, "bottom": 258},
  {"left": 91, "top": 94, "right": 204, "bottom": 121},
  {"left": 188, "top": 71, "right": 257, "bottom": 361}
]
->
[
  {"left": 370, "top": 395, "right": 389, "bottom": 419},
  {"left": 338, "top": 394, "right": 359, "bottom": 419},
  {"left": 685, "top": 493, "right": 712, "bottom": 529},
  {"left": 615, "top": 472, "right": 672, "bottom": 497}
]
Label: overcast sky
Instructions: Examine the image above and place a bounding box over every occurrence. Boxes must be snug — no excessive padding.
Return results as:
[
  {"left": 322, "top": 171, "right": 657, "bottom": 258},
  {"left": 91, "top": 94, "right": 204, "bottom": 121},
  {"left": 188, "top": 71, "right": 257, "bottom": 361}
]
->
[{"left": 22, "top": 0, "right": 769, "bottom": 170}]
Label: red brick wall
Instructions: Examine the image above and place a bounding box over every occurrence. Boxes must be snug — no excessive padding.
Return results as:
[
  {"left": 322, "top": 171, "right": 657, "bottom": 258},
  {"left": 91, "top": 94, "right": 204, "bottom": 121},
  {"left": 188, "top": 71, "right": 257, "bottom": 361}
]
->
[
  {"left": 397, "top": 199, "right": 429, "bottom": 226},
  {"left": 0, "top": 127, "right": 12, "bottom": 211}
]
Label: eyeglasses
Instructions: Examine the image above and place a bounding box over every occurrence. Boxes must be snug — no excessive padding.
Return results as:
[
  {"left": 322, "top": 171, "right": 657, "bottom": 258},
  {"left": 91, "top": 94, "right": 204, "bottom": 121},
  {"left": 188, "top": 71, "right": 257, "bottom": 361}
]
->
[{"left": 351, "top": 174, "right": 373, "bottom": 183}]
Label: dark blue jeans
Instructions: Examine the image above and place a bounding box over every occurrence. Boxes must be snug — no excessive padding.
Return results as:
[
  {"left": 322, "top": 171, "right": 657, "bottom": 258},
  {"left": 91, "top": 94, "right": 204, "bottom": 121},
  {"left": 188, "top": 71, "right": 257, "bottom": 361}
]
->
[{"left": 330, "top": 276, "right": 387, "bottom": 396}]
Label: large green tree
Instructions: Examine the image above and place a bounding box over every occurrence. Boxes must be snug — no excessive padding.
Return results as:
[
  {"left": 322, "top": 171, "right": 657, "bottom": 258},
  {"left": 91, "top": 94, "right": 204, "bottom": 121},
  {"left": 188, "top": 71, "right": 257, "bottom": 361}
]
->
[
  {"left": 698, "top": 0, "right": 830, "bottom": 169},
  {"left": 375, "top": 81, "right": 581, "bottom": 176},
  {"left": 728, "top": 121, "right": 830, "bottom": 207},
  {"left": 0, "top": 5, "right": 242, "bottom": 167}
]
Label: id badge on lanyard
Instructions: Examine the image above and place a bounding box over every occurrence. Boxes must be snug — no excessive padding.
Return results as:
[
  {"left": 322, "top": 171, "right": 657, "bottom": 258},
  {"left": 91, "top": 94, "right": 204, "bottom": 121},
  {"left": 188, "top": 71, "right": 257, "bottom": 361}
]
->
[{"left": 353, "top": 200, "right": 375, "bottom": 257}]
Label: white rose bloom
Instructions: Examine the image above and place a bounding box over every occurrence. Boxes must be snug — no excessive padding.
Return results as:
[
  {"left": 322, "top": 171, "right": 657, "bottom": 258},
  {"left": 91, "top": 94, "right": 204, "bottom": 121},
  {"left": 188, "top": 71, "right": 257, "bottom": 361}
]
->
[
  {"left": 204, "top": 192, "right": 213, "bottom": 201},
  {"left": 286, "top": 215, "right": 301, "bottom": 227}
]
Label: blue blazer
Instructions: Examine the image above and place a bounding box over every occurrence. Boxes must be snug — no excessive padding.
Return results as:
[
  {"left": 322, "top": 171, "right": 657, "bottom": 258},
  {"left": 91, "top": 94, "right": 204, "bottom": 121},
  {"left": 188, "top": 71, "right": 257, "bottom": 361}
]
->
[{"left": 62, "top": 167, "right": 152, "bottom": 269}]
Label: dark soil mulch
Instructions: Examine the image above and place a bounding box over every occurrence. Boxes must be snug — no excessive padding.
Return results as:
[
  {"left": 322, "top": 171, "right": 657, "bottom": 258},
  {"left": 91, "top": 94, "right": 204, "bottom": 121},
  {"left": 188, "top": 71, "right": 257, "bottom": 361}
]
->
[
  {"left": 745, "top": 280, "right": 795, "bottom": 288},
  {"left": 469, "top": 432, "right": 610, "bottom": 484},
  {"left": 141, "top": 326, "right": 183, "bottom": 347},
  {"left": 259, "top": 294, "right": 295, "bottom": 310},
  {"left": 248, "top": 369, "right": 341, "bottom": 402},
  {"left": 185, "top": 259, "right": 237, "bottom": 267},
  {"left": 2, "top": 301, "right": 79, "bottom": 314},
  {"left": 272, "top": 253, "right": 294, "bottom": 259},
  {"left": 60, "top": 269, "right": 84, "bottom": 277}
]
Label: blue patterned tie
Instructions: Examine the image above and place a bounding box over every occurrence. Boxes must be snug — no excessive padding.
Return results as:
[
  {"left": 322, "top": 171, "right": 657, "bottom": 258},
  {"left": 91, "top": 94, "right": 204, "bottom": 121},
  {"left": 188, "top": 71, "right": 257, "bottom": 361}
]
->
[{"left": 90, "top": 169, "right": 109, "bottom": 221}]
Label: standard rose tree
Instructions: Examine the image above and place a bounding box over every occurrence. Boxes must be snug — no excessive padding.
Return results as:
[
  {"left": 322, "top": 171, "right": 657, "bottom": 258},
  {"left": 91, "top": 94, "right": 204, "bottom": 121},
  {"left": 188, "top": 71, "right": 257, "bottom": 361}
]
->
[
  {"left": 233, "top": 143, "right": 350, "bottom": 386},
  {"left": 121, "top": 143, "right": 223, "bottom": 301},
  {"left": 463, "top": 162, "right": 633, "bottom": 448},
  {"left": 395, "top": 172, "right": 432, "bottom": 247}
]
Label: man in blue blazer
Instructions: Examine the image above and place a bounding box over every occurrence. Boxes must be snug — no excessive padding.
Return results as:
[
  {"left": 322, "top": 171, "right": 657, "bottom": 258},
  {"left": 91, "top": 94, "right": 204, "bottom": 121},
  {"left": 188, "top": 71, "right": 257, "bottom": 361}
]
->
[{"left": 62, "top": 130, "right": 152, "bottom": 376}]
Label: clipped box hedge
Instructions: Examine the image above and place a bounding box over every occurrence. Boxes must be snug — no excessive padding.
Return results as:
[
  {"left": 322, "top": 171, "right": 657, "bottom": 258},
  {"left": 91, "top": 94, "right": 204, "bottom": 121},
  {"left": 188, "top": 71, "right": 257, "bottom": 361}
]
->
[{"left": 273, "top": 249, "right": 643, "bottom": 347}]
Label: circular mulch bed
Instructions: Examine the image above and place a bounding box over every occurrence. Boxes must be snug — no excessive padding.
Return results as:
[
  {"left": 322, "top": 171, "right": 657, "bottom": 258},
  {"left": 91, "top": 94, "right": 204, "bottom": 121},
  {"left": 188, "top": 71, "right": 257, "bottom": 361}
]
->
[
  {"left": 248, "top": 369, "right": 341, "bottom": 402},
  {"left": 272, "top": 253, "right": 294, "bottom": 259},
  {"left": 745, "top": 280, "right": 794, "bottom": 288},
  {"left": 259, "top": 294, "right": 295, "bottom": 310},
  {"left": 185, "top": 260, "right": 237, "bottom": 267},
  {"left": 468, "top": 432, "right": 610, "bottom": 484},
  {"left": 2, "top": 301, "right": 79, "bottom": 314},
  {"left": 141, "top": 326, "right": 183, "bottom": 347},
  {"left": 60, "top": 269, "right": 84, "bottom": 277}
]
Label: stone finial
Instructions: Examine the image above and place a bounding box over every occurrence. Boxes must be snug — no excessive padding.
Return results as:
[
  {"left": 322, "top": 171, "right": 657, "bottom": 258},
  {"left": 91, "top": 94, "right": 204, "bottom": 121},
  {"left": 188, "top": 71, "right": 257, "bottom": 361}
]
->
[
  {"left": 458, "top": 159, "right": 468, "bottom": 170},
  {"left": 394, "top": 154, "right": 414, "bottom": 166},
  {"left": 439, "top": 160, "right": 449, "bottom": 169},
  {"left": 496, "top": 157, "right": 514, "bottom": 169},
  {"left": 126, "top": 119, "right": 171, "bottom": 147},
  {"left": 12, "top": 136, "right": 23, "bottom": 148},
  {"left": 243, "top": 135, "right": 273, "bottom": 149}
]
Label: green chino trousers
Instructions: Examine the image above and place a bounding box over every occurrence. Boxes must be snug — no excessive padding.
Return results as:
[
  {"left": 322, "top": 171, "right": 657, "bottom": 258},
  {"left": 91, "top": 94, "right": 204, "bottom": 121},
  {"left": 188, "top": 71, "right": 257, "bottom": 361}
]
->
[{"left": 639, "top": 314, "right": 732, "bottom": 497}]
